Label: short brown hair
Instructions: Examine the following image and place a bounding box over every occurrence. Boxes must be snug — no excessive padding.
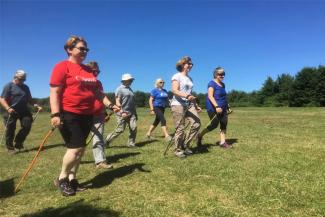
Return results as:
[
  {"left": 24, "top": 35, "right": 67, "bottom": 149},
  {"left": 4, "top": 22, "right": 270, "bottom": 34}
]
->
[
  {"left": 86, "top": 61, "right": 99, "bottom": 71},
  {"left": 64, "top": 35, "right": 87, "bottom": 55},
  {"left": 176, "top": 56, "right": 192, "bottom": 72}
]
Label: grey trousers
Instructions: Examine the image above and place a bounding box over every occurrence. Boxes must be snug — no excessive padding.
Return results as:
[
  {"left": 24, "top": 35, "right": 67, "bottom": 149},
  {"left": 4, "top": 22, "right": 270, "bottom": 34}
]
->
[
  {"left": 171, "top": 104, "right": 201, "bottom": 150},
  {"left": 91, "top": 115, "right": 106, "bottom": 164},
  {"left": 105, "top": 114, "right": 137, "bottom": 146}
]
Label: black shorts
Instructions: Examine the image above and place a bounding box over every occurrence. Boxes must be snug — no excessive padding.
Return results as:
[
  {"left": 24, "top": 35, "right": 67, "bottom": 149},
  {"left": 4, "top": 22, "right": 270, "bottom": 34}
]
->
[{"left": 59, "top": 111, "right": 93, "bottom": 149}]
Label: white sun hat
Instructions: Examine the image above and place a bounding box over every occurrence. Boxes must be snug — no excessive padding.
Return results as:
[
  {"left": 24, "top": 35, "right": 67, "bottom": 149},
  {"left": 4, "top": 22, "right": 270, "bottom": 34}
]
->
[{"left": 121, "top": 73, "right": 134, "bottom": 81}]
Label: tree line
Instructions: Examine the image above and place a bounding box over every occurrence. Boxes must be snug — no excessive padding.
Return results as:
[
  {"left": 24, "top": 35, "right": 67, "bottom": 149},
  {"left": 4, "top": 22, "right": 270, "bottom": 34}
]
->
[
  {"left": 3, "top": 65, "right": 323, "bottom": 113},
  {"left": 227, "top": 65, "right": 325, "bottom": 107}
]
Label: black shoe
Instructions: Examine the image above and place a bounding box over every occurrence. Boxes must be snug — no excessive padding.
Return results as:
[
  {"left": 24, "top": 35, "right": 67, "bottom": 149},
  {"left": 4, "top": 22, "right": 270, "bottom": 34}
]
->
[
  {"left": 58, "top": 178, "right": 75, "bottom": 196},
  {"left": 70, "top": 179, "right": 87, "bottom": 192},
  {"left": 14, "top": 144, "right": 24, "bottom": 152}
]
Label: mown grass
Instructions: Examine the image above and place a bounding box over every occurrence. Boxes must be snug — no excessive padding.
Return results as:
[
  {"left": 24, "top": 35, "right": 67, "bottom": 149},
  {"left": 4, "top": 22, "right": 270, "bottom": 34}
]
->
[{"left": 0, "top": 107, "right": 324, "bottom": 217}]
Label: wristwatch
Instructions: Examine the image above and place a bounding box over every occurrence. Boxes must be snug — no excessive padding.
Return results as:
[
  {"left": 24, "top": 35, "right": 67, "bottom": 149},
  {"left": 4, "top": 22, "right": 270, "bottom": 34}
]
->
[{"left": 50, "top": 112, "right": 60, "bottom": 118}]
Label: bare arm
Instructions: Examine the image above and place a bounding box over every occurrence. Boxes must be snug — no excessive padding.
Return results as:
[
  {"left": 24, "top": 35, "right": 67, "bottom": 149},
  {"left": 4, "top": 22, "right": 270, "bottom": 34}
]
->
[
  {"left": 50, "top": 86, "right": 62, "bottom": 126},
  {"left": 149, "top": 96, "right": 155, "bottom": 114},
  {"left": 208, "top": 87, "right": 222, "bottom": 113},
  {"left": 102, "top": 95, "right": 120, "bottom": 112},
  {"left": 149, "top": 96, "right": 154, "bottom": 110},
  {"left": 115, "top": 96, "right": 122, "bottom": 108},
  {"left": 0, "top": 97, "right": 11, "bottom": 111},
  {"left": 171, "top": 80, "right": 196, "bottom": 101}
]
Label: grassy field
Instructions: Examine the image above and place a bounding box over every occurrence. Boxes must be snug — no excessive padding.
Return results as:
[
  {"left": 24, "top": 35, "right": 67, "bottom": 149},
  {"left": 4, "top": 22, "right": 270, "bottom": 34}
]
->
[{"left": 0, "top": 107, "right": 324, "bottom": 217}]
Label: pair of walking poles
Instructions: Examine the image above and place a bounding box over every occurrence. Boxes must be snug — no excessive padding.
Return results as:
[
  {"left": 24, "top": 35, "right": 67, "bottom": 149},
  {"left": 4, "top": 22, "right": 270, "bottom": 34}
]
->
[{"left": 14, "top": 110, "right": 115, "bottom": 193}]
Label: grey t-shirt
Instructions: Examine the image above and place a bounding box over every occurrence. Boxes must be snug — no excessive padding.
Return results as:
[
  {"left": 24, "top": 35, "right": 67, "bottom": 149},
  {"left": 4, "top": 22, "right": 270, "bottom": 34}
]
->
[
  {"left": 115, "top": 84, "right": 136, "bottom": 114},
  {"left": 170, "top": 72, "right": 194, "bottom": 106}
]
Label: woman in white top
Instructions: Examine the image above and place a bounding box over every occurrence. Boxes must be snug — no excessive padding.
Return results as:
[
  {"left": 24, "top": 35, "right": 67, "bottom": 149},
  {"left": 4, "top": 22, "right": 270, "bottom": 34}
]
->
[{"left": 170, "top": 56, "right": 201, "bottom": 158}]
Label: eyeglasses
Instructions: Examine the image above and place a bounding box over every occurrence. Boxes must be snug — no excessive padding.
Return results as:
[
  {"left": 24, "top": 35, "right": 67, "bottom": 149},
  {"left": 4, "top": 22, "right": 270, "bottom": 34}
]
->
[
  {"left": 159, "top": 81, "right": 165, "bottom": 84},
  {"left": 75, "top": 46, "right": 89, "bottom": 52},
  {"left": 217, "top": 73, "right": 225, "bottom": 77},
  {"left": 188, "top": 62, "right": 193, "bottom": 66}
]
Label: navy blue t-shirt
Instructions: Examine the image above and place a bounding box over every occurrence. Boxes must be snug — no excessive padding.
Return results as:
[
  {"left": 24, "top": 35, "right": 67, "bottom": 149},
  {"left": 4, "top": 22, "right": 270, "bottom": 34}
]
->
[
  {"left": 1, "top": 82, "right": 32, "bottom": 113},
  {"left": 150, "top": 88, "right": 169, "bottom": 108},
  {"left": 205, "top": 80, "right": 228, "bottom": 112}
]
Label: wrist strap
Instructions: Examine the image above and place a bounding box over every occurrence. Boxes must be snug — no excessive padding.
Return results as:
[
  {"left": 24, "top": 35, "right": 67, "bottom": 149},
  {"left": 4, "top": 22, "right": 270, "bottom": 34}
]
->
[{"left": 108, "top": 104, "right": 114, "bottom": 109}]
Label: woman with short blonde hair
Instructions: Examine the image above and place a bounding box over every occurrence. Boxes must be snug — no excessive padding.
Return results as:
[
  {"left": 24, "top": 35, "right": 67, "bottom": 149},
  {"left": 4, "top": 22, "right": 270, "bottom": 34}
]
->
[{"left": 146, "top": 78, "right": 171, "bottom": 141}]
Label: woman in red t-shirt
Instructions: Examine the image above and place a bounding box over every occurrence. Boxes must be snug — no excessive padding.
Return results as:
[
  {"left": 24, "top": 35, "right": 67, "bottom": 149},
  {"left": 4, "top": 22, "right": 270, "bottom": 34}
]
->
[{"left": 49, "top": 35, "right": 118, "bottom": 196}]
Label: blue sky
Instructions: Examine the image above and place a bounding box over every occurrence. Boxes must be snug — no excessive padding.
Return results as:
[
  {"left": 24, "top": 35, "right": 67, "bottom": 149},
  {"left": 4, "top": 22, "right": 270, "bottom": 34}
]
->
[{"left": 1, "top": 0, "right": 324, "bottom": 98}]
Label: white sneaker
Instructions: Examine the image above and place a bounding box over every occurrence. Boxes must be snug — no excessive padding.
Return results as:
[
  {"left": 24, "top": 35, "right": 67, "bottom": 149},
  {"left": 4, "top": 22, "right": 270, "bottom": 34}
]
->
[{"left": 175, "top": 149, "right": 186, "bottom": 158}]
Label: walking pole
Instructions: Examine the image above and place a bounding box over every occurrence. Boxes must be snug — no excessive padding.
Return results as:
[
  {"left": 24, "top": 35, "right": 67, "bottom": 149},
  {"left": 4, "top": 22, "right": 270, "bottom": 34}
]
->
[
  {"left": 105, "top": 111, "right": 129, "bottom": 147},
  {"left": 32, "top": 107, "right": 42, "bottom": 121},
  {"left": 14, "top": 127, "right": 56, "bottom": 193},
  {"left": 86, "top": 111, "right": 114, "bottom": 146},
  {"left": 0, "top": 114, "right": 11, "bottom": 147}
]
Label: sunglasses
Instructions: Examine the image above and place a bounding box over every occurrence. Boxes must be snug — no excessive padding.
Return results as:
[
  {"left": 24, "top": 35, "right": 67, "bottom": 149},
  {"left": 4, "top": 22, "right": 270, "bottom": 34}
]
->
[
  {"left": 217, "top": 73, "right": 225, "bottom": 76},
  {"left": 75, "top": 46, "right": 89, "bottom": 52},
  {"left": 159, "top": 81, "right": 165, "bottom": 83}
]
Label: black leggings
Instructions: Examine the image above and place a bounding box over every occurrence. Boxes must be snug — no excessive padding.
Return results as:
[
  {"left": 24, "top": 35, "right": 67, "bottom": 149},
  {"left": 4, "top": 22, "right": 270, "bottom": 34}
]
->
[
  {"left": 206, "top": 110, "right": 228, "bottom": 132},
  {"left": 152, "top": 107, "right": 166, "bottom": 127}
]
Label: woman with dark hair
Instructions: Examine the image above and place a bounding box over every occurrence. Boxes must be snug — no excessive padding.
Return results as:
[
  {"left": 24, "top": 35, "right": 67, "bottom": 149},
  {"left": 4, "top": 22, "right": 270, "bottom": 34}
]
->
[
  {"left": 170, "top": 56, "right": 201, "bottom": 158},
  {"left": 146, "top": 78, "right": 171, "bottom": 141},
  {"left": 50, "top": 35, "right": 118, "bottom": 196},
  {"left": 86, "top": 61, "right": 117, "bottom": 169},
  {"left": 197, "top": 67, "right": 232, "bottom": 149}
]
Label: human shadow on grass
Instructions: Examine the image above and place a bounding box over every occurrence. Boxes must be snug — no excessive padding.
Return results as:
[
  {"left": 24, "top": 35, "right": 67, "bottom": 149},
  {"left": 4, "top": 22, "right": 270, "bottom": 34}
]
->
[
  {"left": 135, "top": 139, "right": 158, "bottom": 147},
  {"left": 227, "top": 138, "right": 238, "bottom": 146},
  {"left": 81, "top": 163, "right": 150, "bottom": 189},
  {"left": 20, "top": 199, "right": 120, "bottom": 217},
  {"left": 107, "top": 152, "right": 141, "bottom": 163},
  {"left": 0, "top": 177, "right": 15, "bottom": 199},
  {"left": 191, "top": 144, "right": 212, "bottom": 154},
  {"left": 80, "top": 152, "right": 141, "bottom": 165},
  {"left": 108, "top": 139, "right": 157, "bottom": 148},
  {"left": 19, "top": 143, "right": 64, "bottom": 153}
]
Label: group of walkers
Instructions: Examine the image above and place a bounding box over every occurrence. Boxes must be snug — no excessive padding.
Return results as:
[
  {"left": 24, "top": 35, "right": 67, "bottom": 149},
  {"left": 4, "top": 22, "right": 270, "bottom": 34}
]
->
[{"left": 1, "top": 35, "right": 232, "bottom": 196}]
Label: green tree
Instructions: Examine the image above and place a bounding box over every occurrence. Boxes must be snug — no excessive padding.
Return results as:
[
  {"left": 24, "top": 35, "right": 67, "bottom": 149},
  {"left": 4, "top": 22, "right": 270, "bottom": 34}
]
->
[
  {"left": 260, "top": 76, "right": 277, "bottom": 106},
  {"left": 289, "top": 67, "right": 320, "bottom": 106},
  {"left": 315, "top": 66, "right": 325, "bottom": 106},
  {"left": 134, "top": 91, "right": 150, "bottom": 107},
  {"left": 274, "top": 74, "right": 294, "bottom": 106}
]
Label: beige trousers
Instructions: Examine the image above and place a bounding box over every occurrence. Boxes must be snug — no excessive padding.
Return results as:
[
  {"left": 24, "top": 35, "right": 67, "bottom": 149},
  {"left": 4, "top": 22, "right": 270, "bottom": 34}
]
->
[{"left": 171, "top": 104, "right": 201, "bottom": 150}]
